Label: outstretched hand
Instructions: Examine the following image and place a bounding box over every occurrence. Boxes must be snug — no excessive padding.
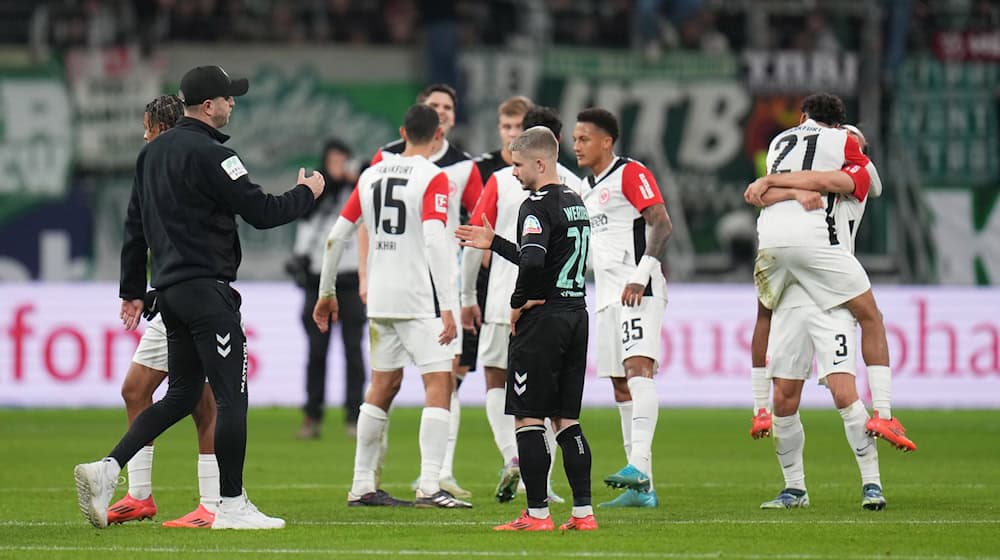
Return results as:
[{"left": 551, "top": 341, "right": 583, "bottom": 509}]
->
[
  {"left": 298, "top": 168, "right": 326, "bottom": 199},
  {"left": 455, "top": 215, "right": 496, "bottom": 250}
]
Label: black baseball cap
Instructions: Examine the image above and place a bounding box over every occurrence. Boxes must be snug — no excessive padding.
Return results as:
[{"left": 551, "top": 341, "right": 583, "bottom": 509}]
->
[{"left": 178, "top": 65, "right": 249, "bottom": 106}]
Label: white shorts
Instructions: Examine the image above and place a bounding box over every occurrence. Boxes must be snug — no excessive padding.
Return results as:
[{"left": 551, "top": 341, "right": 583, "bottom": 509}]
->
[
  {"left": 596, "top": 297, "right": 666, "bottom": 378},
  {"left": 132, "top": 315, "right": 168, "bottom": 372},
  {"left": 478, "top": 322, "right": 510, "bottom": 369},
  {"left": 369, "top": 317, "right": 454, "bottom": 374},
  {"left": 449, "top": 320, "right": 463, "bottom": 357},
  {"left": 767, "top": 303, "right": 858, "bottom": 383},
  {"left": 754, "top": 246, "right": 871, "bottom": 311}
]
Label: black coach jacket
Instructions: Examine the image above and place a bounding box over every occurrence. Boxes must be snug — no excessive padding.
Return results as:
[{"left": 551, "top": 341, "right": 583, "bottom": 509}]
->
[{"left": 119, "top": 117, "right": 313, "bottom": 300}]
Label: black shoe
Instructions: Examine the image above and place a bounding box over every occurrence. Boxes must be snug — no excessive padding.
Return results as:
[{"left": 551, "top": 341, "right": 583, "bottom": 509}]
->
[
  {"left": 348, "top": 489, "right": 413, "bottom": 507},
  {"left": 415, "top": 489, "right": 473, "bottom": 509}
]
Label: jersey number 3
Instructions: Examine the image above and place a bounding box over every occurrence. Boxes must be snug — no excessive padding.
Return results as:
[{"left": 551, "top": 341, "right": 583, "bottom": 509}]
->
[{"left": 372, "top": 177, "right": 408, "bottom": 235}]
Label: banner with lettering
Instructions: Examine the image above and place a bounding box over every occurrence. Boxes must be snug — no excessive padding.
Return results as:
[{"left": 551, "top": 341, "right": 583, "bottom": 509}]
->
[{"left": 2, "top": 283, "right": 997, "bottom": 408}]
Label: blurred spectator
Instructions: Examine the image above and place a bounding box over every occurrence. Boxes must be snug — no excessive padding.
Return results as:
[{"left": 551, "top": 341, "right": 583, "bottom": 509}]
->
[
  {"left": 288, "top": 139, "right": 366, "bottom": 440},
  {"left": 791, "top": 12, "right": 840, "bottom": 52},
  {"left": 382, "top": 0, "right": 418, "bottom": 44},
  {"left": 882, "top": 0, "right": 913, "bottom": 87},
  {"left": 678, "top": 8, "right": 729, "bottom": 53},
  {"left": 420, "top": 0, "right": 459, "bottom": 102}
]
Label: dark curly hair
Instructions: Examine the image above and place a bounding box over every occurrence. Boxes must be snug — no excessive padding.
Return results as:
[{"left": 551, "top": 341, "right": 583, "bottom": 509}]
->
[
  {"left": 802, "top": 93, "right": 846, "bottom": 126},
  {"left": 522, "top": 106, "right": 562, "bottom": 139},
  {"left": 576, "top": 107, "right": 620, "bottom": 143},
  {"left": 145, "top": 94, "right": 185, "bottom": 131}
]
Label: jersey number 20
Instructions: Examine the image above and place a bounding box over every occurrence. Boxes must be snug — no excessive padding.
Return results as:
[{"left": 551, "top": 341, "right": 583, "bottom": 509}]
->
[{"left": 557, "top": 225, "right": 590, "bottom": 290}]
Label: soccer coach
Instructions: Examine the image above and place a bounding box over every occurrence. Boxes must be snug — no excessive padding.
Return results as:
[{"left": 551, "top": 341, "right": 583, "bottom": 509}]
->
[{"left": 74, "top": 65, "right": 324, "bottom": 530}]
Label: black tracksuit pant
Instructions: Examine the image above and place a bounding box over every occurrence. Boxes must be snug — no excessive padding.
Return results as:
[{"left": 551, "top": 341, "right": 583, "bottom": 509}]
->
[
  {"left": 301, "top": 272, "right": 366, "bottom": 424},
  {"left": 109, "top": 278, "right": 248, "bottom": 498}
]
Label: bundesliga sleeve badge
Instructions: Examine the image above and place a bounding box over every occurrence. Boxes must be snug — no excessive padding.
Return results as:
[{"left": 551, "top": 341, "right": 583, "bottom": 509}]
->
[
  {"left": 522, "top": 215, "right": 543, "bottom": 235},
  {"left": 220, "top": 155, "right": 248, "bottom": 180}
]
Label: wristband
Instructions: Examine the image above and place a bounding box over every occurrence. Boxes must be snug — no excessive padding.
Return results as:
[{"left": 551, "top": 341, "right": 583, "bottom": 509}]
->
[{"left": 627, "top": 255, "right": 661, "bottom": 286}]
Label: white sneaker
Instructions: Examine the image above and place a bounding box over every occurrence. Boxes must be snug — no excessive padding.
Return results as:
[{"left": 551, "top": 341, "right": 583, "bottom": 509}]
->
[
  {"left": 547, "top": 483, "right": 565, "bottom": 504},
  {"left": 74, "top": 458, "right": 120, "bottom": 528},
  {"left": 212, "top": 492, "right": 285, "bottom": 530}
]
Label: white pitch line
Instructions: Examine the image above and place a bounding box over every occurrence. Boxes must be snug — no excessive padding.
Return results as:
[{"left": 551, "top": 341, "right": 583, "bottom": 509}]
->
[
  {"left": 0, "top": 545, "right": 996, "bottom": 560},
  {"left": 2, "top": 519, "right": 999, "bottom": 528}
]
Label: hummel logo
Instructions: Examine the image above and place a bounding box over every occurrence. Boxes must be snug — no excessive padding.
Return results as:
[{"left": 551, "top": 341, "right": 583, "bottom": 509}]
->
[
  {"left": 216, "top": 332, "right": 231, "bottom": 358},
  {"left": 513, "top": 371, "right": 527, "bottom": 396},
  {"left": 833, "top": 358, "right": 847, "bottom": 366}
]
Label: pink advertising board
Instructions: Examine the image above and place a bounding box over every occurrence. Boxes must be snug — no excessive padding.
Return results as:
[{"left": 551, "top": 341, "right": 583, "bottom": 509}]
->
[{"left": 1, "top": 283, "right": 998, "bottom": 408}]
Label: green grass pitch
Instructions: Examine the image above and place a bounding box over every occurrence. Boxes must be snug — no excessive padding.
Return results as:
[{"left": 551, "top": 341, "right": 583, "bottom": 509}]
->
[{"left": 0, "top": 406, "right": 997, "bottom": 559}]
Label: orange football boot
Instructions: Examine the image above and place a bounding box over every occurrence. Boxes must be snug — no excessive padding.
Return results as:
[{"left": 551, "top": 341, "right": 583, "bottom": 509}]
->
[
  {"left": 559, "top": 514, "right": 598, "bottom": 531},
  {"left": 162, "top": 504, "right": 216, "bottom": 528},
  {"left": 107, "top": 494, "right": 157, "bottom": 523},
  {"left": 750, "top": 408, "right": 772, "bottom": 439},
  {"left": 865, "top": 412, "right": 916, "bottom": 452},
  {"left": 493, "top": 511, "right": 554, "bottom": 531}
]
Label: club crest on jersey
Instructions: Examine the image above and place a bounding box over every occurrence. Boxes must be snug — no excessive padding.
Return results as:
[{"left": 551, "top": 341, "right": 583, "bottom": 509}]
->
[
  {"left": 522, "top": 215, "right": 542, "bottom": 235},
  {"left": 435, "top": 193, "right": 448, "bottom": 213},
  {"left": 599, "top": 188, "right": 611, "bottom": 204}
]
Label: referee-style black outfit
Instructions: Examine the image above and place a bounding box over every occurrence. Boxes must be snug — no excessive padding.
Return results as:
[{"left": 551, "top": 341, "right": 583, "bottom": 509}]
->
[{"left": 112, "top": 66, "right": 315, "bottom": 498}]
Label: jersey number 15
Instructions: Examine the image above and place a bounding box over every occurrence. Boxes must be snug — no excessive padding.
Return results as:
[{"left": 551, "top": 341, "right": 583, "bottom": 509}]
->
[{"left": 372, "top": 177, "right": 408, "bottom": 235}]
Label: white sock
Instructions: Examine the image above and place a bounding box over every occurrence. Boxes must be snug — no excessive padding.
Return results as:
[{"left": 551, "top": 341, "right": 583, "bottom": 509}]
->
[
  {"left": 617, "top": 400, "right": 633, "bottom": 462},
  {"left": 376, "top": 416, "right": 390, "bottom": 482},
  {"left": 751, "top": 367, "right": 770, "bottom": 411},
  {"left": 627, "top": 377, "right": 659, "bottom": 476},
  {"left": 198, "top": 453, "right": 220, "bottom": 512},
  {"left": 486, "top": 388, "right": 517, "bottom": 464},
  {"left": 418, "top": 407, "right": 451, "bottom": 495},
  {"left": 127, "top": 445, "right": 154, "bottom": 500},
  {"left": 572, "top": 505, "right": 593, "bottom": 517},
  {"left": 773, "top": 412, "right": 806, "bottom": 491},
  {"left": 351, "top": 403, "right": 388, "bottom": 497},
  {"left": 528, "top": 506, "right": 550, "bottom": 519},
  {"left": 867, "top": 365, "right": 892, "bottom": 418},
  {"left": 439, "top": 391, "right": 460, "bottom": 480},
  {"left": 839, "top": 400, "right": 881, "bottom": 487}
]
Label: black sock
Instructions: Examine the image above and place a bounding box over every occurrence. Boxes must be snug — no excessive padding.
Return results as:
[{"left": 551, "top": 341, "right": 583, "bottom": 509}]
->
[
  {"left": 515, "top": 425, "right": 550, "bottom": 509},
  {"left": 556, "top": 423, "right": 592, "bottom": 507}
]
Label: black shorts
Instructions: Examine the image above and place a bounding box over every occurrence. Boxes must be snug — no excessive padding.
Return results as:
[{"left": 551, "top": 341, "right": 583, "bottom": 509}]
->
[
  {"left": 458, "top": 264, "right": 490, "bottom": 370},
  {"left": 505, "top": 307, "right": 588, "bottom": 420}
]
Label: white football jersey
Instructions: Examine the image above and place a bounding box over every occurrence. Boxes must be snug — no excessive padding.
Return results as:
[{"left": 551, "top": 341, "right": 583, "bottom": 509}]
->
[
  {"left": 756, "top": 119, "right": 871, "bottom": 249},
  {"left": 581, "top": 156, "right": 667, "bottom": 313},
  {"left": 778, "top": 163, "right": 876, "bottom": 309},
  {"left": 373, "top": 139, "right": 482, "bottom": 235},
  {"left": 470, "top": 163, "right": 583, "bottom": 323},
  {"left": 373, "top": 139, "right": 481, "bottom": 305},
  {"left": 342, "top": 153, "right": 449, "bottom": 319}
]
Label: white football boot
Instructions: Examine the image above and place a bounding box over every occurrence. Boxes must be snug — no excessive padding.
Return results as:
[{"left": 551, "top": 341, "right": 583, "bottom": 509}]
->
[
  {"left": 212, "top": 492, "right": 285, "bottom": 529},
  {"left": 74, "top": 458, "right": 121, "bottom": 528}
]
